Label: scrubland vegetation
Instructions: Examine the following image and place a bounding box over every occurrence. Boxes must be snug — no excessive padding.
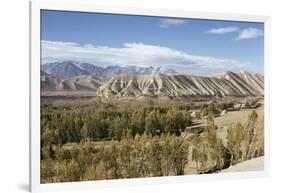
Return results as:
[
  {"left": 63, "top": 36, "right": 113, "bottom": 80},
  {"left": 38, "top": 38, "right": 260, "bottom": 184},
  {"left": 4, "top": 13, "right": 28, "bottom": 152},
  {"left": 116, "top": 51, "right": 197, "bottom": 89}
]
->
[{"left": 40, "top": 99, "right": 264, "bottom": 183}]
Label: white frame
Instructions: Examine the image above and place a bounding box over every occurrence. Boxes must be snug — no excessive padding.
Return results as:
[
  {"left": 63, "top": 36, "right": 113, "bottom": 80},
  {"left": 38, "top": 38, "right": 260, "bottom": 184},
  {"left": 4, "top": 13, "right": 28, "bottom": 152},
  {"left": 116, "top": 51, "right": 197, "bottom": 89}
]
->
[{"left": 30, "top": 0, "right": 271, "bottom": 192}]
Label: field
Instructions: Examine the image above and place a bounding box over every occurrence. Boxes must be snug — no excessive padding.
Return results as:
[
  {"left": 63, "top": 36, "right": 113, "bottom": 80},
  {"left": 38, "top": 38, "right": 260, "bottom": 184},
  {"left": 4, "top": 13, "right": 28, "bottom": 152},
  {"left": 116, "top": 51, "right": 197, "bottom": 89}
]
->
[{"left": 40, "top": 97, "right": 264, "bottom": 183}]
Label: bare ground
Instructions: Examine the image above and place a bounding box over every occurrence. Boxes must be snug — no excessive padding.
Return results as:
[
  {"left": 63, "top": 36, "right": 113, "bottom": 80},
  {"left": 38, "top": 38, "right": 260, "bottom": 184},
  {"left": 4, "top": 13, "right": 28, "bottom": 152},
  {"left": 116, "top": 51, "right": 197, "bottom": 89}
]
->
[
  {"left": 220, "top": 156, "right": 264, "bottom": 173},
  {"left": 185, "top": 106, "right": 264, "bottom": 143}
]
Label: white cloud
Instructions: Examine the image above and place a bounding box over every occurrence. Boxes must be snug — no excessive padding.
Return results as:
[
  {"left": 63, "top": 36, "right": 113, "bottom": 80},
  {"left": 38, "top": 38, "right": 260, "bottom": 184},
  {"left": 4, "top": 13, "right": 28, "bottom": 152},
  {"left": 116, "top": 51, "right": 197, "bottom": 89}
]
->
[
  {"left": 159, "top": 18, "right": 186, "bottom": 28},
  {"left": 207, "top": 27, "right": 239, "bottom": 34},
  {"left": 42, "top": 40, "right": 243, "bottom": 73},
  {"left": 207, "top": 26, "right": 263, "bottom": 41},
  {"left": 236, "top": 28, "right": 263, "bottom": 40}
]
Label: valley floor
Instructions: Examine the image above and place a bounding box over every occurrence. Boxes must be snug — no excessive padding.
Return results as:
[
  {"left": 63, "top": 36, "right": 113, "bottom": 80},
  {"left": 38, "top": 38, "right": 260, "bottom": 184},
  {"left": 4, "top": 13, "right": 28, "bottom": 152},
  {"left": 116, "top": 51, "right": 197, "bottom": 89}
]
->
[
  {"left": 40, "top": 97, "right": 264, "bottom": 183},
  {"left": 186, "top": 106, "right": 264, "bottom": 143}
]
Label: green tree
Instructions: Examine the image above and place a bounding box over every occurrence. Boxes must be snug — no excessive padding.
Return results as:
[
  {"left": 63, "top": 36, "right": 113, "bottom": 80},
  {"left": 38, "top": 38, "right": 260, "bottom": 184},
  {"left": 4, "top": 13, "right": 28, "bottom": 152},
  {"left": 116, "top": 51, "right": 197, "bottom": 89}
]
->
[
  {"left": 130, "top": 110, "right": 146, "bottom": 136},
  {"left": 110, "top": 117, "right": 128, "bottom": 140},
  {"left": 164, "top": 108, "right": 187, "bottom": 135},
  {"left": 81, "top": 116, "right": 92, "bottom": 142},
  {"left": 145, "top": 110, "right": 163, "bottom": 135},
  {"left": 92, "top": 115, "right": 109, "bottom": 140}
]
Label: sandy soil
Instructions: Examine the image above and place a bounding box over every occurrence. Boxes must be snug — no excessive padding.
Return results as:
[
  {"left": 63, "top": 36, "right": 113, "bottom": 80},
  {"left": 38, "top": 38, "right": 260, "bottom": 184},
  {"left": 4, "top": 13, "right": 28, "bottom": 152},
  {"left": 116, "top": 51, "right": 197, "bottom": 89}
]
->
[
  {"left": 216, "top": 106, "right": 264, "bottom": 142},
  {"left": 221, "top": 156, "right": 264, "bottom": 173}
]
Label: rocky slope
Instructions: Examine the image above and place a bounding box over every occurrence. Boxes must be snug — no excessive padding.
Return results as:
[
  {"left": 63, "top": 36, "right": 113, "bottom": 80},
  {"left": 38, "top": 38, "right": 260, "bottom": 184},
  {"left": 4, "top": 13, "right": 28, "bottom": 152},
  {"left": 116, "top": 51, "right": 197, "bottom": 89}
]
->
[
  {"left": 41, "top": 75, "right": 102, "bottom": 92},
  {"left": 42, "top": 61, "right": 90, "bottom": 79},
  {"left": 96, "top": 71, "right": 264, "bottom": 98}
]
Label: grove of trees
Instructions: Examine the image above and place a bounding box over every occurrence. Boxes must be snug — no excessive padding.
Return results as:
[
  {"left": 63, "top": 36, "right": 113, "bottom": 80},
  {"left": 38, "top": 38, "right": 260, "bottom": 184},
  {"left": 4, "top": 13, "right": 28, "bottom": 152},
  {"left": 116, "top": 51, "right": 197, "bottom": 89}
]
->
[
  {"left": 41, "top": 103, "right": 192, "bottom": 145},
  {"left": 40, "top": 100, "right": 264, "bottom": 183}
]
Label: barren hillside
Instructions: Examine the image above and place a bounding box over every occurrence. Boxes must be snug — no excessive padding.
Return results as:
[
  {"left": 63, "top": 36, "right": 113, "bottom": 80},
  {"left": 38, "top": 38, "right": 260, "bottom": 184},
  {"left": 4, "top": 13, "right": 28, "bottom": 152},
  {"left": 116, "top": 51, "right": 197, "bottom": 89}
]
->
[
  {"left": 41, "top": 75, "right": 102, "bottom": 92},
  {"left": 97, "top": 71, "right": 264, "bottom": 98}
]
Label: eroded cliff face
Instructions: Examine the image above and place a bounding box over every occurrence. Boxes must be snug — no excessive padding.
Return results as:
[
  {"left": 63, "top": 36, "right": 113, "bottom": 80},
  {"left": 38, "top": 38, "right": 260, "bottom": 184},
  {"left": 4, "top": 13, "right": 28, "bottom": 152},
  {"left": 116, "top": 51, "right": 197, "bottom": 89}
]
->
[{"left": 97, "top": 71, "right": 264, "bottom": 99}]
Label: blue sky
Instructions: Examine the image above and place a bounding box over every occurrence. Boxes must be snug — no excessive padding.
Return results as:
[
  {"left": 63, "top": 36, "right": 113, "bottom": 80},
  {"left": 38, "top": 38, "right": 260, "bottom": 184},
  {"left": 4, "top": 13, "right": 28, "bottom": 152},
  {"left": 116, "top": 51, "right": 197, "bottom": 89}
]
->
[{"left": 41, "top": 10, "right": 264, "bottom": 75}]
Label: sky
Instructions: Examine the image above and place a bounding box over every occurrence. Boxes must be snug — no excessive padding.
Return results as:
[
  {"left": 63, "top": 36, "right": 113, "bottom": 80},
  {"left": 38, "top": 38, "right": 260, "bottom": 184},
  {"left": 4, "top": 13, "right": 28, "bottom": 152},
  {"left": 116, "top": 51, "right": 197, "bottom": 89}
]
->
[{"left": 41, "top": 10, "right": 264, "bottom": 75}]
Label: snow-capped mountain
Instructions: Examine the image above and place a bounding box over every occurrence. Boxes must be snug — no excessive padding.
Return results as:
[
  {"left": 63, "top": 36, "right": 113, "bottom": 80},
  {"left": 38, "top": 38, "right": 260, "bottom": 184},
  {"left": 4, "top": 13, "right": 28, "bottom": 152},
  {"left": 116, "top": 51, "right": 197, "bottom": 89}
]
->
[
  {"left": 41, "top": 60, "right": 179, "bottom": 79},
  {"left": 42, "top": 61, "right": 90, "bottom": 79}
]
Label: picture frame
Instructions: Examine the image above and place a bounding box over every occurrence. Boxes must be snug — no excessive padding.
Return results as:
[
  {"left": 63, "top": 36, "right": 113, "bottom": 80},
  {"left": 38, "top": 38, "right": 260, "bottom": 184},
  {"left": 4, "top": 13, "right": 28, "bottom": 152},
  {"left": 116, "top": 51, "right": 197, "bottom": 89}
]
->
[{"left": 30, "top": 0, "right": 270, "bottom": 192}]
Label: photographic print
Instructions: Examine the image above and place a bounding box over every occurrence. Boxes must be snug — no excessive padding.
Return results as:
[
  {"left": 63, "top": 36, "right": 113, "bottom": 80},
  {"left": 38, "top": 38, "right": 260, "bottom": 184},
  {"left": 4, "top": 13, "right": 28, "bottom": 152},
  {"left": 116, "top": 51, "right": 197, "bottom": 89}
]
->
[{"left": 40, "top": 10, "right": 265, "bottom": 184}]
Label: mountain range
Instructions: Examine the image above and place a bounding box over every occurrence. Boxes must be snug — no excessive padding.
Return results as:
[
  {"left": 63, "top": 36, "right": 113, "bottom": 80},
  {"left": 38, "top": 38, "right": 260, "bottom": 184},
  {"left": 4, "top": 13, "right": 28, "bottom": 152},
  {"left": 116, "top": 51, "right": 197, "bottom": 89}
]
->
[
  {"left": 41, "top": 61, "right": 264, "bottom": 99},
  {"left": 41, "top": 75, "right": 102, "bottom": 92},
  {"left": 97, "top": 71, "right": 264, "bottom": 98},
  {"left": 42, "top": 61, "right": 178, "bottom": 79}
]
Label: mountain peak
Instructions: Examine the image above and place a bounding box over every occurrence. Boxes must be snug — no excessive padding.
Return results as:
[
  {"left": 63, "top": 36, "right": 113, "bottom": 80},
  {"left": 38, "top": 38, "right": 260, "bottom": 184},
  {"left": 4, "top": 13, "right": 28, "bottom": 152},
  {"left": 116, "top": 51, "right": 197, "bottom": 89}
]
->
[
  {"left": 42, "top": 61, "right": 90, "bottom": 79},
  {"left": 43, "top": 61, "right": 179, "bottom": 79},
  {"left": 239, "top": 70, "right": 252, "bottom": 75}
]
